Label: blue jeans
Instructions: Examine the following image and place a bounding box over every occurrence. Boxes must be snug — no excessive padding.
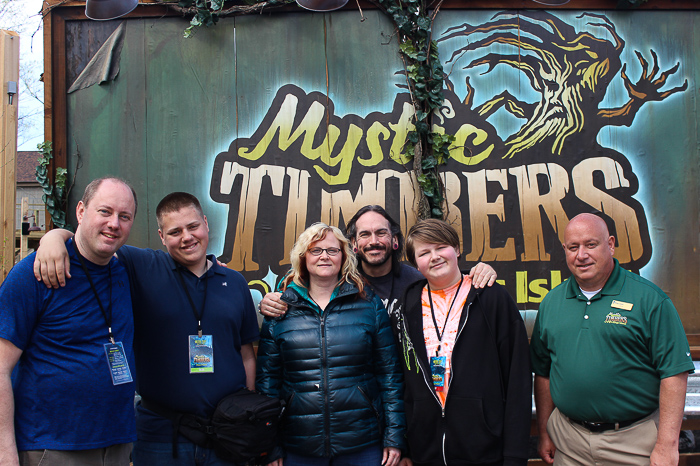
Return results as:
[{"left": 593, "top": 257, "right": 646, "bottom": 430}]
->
[
  {"left": 284, "top": 445, "right": 383, "bottom": 466},
  {"left": 131, "top": 440, "right": 240, "bottom": 466}
]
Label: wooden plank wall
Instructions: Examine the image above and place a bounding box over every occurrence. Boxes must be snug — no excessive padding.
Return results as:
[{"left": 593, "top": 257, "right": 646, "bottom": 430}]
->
[{"left": 0, "top": 30, "right": 19, "bottom": 283}]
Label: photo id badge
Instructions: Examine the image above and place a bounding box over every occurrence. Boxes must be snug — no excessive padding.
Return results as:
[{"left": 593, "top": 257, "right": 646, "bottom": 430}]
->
[
  {"left": 189, "top": 335, "right": 214, "bottom": 373},
  {"left": 104, "top": 341, "right": 133, "bottom": 385},
  {"left": 430, "top": 355, "right": 446, "bottom": 392}
]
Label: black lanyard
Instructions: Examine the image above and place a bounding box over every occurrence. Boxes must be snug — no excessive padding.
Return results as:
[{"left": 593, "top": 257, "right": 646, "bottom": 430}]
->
[
  {"left": 176, "top": 266, "right": 209, "bottom": 337},
  {"left": 73, "top": 242, "right": 115, "bottom": 344},
  {"left": 427, "top": 276, "right": 464, "bottom": 357}
]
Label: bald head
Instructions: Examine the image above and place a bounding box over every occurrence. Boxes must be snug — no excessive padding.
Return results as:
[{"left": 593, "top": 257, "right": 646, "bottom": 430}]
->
[
  {"left": 563, "top": 214, "right": 616, "bottom": 292},
  {"left": 565, "top": 214, "right": 610, "bottom": 239}
]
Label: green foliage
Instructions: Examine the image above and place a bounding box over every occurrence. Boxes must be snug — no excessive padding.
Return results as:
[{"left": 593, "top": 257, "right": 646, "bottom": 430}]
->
[
  {"left": 183, "top": 7, "right": 219, "bottom": 38},
  {"left": 172, "top": 0, "right": 293, "bottom": 38},
  {"left": 377, "top": 0, "right": 452, "bottom": 219},
  {"left": 35, "top": 141, "right": 72, "bottom": 231}
]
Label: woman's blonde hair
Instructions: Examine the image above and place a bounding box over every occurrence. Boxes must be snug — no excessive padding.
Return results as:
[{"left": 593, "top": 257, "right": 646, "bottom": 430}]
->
[{"left": 281, "top": 222, "right": 365, "bottom": 294}]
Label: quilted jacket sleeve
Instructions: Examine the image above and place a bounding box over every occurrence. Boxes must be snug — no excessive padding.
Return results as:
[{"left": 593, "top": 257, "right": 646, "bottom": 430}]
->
[
  {"left": 371, "top": 294, "right": 407, "bottom": 450},
  {"left": 255, "top": 318, "right": 283, "bottom": 399}
]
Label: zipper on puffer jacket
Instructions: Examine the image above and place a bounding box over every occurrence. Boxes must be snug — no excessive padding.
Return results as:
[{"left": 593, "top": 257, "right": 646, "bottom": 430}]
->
[
  {"left": 321, "top": 310, "right": 331, "bottom": 456},
  {"left": 286, "top": 391, "right": 296, "bottom": 409},
  {"left": 282, "top": 285, "right": 359, "bottom": 456},
  {"left": 357, "top": 386, "right": 383, "bottom": 438}
]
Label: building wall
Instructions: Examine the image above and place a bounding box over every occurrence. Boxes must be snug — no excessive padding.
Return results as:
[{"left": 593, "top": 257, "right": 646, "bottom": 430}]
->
[
  {"left": 52, "top": 7, "right": 700, "bottom": 331},
  {"left": 15, "top": 186, "right": 46, "bottom": 231}
]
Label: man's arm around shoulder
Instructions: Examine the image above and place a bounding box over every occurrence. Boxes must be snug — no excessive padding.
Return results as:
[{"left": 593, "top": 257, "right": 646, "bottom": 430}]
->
[
  {"left": 33, "top": 229, "right": 74, "bottom": 288},
  {"left": 0, "top": 339, "right": 22, "bottom": 466}
]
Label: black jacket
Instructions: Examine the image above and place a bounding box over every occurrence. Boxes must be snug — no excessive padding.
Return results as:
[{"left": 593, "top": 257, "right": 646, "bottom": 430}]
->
[
  {"left": 256, "top": 281, "right": 406, "bottom": 457},
  {"left": 393, "top": 278, "right": 531, "bottom": 466}
]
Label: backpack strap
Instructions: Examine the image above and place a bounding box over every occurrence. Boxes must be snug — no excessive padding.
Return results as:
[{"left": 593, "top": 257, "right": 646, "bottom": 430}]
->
[{"left": 140, "top": 397, "right": 213, "bottom": 457}]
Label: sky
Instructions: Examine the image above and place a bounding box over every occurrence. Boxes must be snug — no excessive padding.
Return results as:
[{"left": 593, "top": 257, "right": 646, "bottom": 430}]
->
[{"left": 17, "top": 0, "right": 45, "bottom": 151}]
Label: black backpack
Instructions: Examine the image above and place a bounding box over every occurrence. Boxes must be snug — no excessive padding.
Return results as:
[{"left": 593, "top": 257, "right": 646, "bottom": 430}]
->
[{"left": 211, "top": 388, "right": 285, "bottom": 464}]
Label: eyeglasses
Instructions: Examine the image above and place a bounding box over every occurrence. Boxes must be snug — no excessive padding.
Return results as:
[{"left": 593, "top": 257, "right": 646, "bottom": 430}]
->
[{"left": 307, "top": 247, "right": 341, "bottom": 256}]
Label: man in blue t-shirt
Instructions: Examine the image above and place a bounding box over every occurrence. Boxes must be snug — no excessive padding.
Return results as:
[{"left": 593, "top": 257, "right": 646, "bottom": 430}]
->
[
  {"left": 0, "top": 177, "right": 138, "bottom": 466},
  {"left": 34, "top": 192, "right": 259, "bottom": 466}
]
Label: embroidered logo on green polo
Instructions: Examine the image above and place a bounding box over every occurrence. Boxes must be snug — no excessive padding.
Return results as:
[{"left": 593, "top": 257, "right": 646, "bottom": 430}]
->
[{"left": 604, "top": 312, "right": 628, "bottom": 325}]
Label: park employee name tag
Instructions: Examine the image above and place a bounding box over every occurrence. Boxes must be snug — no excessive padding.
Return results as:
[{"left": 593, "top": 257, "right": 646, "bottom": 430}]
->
[
  {"left": 611, "top": 300, "right": 634, "bottom": 311},
  {"left": 189, "top": 335, "right": 214, "bottom": 373}
]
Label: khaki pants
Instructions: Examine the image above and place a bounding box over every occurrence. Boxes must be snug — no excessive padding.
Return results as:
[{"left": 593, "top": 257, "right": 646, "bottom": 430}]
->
[
  {"left": 19, "top": 443, "right": 132, "bottom": 466},
  {"left": 547, "top": 408, "right": 658, "bottom": 466}
]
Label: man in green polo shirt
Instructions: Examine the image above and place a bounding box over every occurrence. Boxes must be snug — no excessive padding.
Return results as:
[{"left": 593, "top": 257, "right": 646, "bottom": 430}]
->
[{"left": 530, "top": 213, "right": 694, "bottom": 466}]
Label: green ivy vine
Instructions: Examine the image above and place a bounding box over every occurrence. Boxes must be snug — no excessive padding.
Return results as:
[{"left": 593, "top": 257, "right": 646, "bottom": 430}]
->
[
  {"left": 165, "top": 0, "right": 296, "bottom": 38},
  {"left": 35, "top": 142, "right": 72, "bottom": 231},
  {"left": 370, "top": 0, "right": 454, "bottom": 219}
]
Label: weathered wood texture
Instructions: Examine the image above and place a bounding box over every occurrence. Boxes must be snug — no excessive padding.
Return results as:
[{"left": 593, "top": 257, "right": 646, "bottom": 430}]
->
[
  {"left": 60, "top": 11, "right": 402, "bottom": 250},
  {"left": 0, "top": 30, "right": 19, "bottom": 283}
]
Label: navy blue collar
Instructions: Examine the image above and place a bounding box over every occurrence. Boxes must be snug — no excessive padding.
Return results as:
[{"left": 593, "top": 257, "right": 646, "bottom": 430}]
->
[{"left": 166, "top": 253, "right": 226, "bottom": 277}]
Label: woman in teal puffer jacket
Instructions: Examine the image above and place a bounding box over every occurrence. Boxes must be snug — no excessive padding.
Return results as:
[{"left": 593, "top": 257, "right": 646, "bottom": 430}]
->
[{"left": 256, "top": 223, "right": 405, "bottom": 466}]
